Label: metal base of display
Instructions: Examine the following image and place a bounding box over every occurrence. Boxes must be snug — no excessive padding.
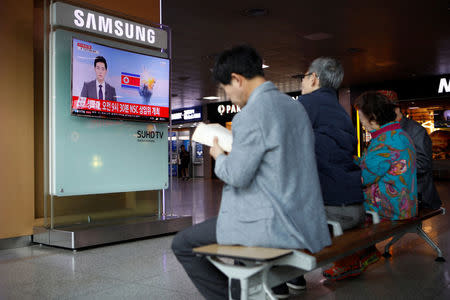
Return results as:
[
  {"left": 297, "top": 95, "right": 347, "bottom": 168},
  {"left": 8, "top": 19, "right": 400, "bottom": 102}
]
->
[{"left": 33, "top": 215, "right": 192, "bottom": 250}]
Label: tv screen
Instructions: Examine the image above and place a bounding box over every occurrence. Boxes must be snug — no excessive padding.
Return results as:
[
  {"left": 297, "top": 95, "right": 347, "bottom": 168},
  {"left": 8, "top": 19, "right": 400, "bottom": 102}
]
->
[{"left": 71, "top": 38, "right": 170, "bottom": 122}]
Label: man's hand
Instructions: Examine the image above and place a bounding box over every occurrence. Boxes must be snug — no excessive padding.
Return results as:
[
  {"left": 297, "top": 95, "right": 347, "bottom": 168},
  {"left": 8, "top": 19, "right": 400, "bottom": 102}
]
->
[{"left": 210, "top": 136, "right": 225, "bottom": 160}]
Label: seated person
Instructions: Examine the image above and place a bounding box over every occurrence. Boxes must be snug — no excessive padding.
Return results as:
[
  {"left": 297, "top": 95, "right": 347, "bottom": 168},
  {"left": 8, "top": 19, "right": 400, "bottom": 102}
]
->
[
  {"left": 284, "top": 57, "right": 365, "bottom": 292},
  {"left": 377, "top": 90, "right": 441, "bottom": 210},
  {"left": 171, "top": 45, "right": 331, "bottom": 300},
  {"left": 324, "top": 91, "right": 418, "bottom": 280}
]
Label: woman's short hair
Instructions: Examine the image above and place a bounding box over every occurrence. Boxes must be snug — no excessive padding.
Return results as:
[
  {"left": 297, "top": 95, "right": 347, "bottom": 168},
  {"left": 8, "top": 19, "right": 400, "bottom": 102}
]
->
[{"left": 355, "top": 91, "right": 397, "bottom": 126}]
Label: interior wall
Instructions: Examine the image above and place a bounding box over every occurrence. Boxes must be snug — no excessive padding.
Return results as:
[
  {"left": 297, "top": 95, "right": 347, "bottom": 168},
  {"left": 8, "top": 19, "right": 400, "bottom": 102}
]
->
[
  {"left": 0, "top": 0, "right": 35, "bottom": 239},
  {"left": 1, "top": 0, "right": 161, "bottom": 239},
  {"left": 79, "top": 0, "right": 160, "bottom": 24},
  {"left": 339, "top": 88, "right": 352, "bottom": 117}
]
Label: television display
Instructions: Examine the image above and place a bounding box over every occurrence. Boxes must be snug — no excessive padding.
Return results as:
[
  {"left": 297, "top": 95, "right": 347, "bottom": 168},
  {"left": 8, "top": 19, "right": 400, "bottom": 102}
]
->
[{"left": 71, "top": 38, "right": 170, "bottom": 122}]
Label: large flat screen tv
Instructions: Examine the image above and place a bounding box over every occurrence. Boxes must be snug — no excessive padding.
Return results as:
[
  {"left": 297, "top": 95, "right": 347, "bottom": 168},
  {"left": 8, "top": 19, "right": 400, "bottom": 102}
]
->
[{"left": 71, "top": 38, "right": 170, "bottom": 122}]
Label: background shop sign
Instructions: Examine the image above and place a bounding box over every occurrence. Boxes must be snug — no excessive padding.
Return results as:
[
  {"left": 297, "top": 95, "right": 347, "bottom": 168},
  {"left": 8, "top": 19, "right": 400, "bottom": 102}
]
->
[
  {"left": 207, "top": 101, "right": 241, "bottom": 123},
  {"left": 171, "top": 106, "right": 202, "bottom": 124}
]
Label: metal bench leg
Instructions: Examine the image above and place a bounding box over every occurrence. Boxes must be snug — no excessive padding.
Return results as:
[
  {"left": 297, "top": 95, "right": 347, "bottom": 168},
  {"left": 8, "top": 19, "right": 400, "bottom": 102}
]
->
[
  {"left": 383, "top": 233, "right": 405, "bottom": 257},
  {"left": 240, "top": 278, "right": 249, "bottom": 300},
  {"left": 228, "top": 278, "right": 234, "bottom": 300},
  {"left": 416, "top": 224, "right": 446, "bottom": 262},
  {"left": 207, "top": 257, "right": 267, "bottom": 300},
  {"left": 261, "top": 267, "right": 277, "bottom": 300}
]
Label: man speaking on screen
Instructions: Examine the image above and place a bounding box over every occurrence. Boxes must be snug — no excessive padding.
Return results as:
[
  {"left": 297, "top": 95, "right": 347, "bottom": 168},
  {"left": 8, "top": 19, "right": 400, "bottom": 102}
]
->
[{"left": 81, "top": 56, "right": 117, "bottom": 101}]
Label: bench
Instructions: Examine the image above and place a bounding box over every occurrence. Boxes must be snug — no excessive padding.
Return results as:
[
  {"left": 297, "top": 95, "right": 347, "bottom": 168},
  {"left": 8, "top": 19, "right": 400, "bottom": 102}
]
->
[{"left": 193, "top": 207, "right": 446, "bottom": 300}]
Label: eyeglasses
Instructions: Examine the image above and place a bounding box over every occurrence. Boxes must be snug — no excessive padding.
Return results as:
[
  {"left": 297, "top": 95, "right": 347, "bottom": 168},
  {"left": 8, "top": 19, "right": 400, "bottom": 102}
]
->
[{"left": 298, "top": 72, "right": 315, "bottom": 80}]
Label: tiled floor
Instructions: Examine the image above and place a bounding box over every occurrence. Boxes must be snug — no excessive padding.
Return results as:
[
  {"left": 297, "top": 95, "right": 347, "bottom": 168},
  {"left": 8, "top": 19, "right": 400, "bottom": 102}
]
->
[{"left": 0, "top": 178, "right": 449, "bottom": 299}]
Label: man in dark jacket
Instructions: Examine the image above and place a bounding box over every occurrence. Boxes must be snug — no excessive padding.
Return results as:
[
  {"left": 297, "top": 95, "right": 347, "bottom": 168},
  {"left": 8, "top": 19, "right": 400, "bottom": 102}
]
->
[
  {"left": 299, "top": 58, "right": 364, "bottom": 225},
  {"left": 378, "top": 90, "right": 441, "bottom": 209},
  {"left": 280, "top": 58, "right": 365, "bottom": 291}
]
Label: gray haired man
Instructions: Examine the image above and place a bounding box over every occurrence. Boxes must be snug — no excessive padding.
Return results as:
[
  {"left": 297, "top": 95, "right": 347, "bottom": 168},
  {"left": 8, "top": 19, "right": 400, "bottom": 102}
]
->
[{"left": 287, "top": 57, "right": 365, "bottom": 285}]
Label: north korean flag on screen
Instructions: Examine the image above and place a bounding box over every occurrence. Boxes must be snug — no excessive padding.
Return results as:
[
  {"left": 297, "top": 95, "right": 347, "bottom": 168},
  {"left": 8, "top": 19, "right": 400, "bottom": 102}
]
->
[{"left": 121, "top": 72, "right": 140, "bottom": 89}]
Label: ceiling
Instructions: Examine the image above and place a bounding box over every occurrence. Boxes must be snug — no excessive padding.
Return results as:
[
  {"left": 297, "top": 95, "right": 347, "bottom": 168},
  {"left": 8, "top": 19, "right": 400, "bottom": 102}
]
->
[{"left": 162, "top": 0, "right": 450, "bottom": 109}]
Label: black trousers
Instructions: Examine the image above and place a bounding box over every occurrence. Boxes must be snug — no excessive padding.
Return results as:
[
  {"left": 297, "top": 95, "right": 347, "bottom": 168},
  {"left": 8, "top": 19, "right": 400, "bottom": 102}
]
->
[{"left": 171, "top": 217, "right": 229, "bottom": 299}]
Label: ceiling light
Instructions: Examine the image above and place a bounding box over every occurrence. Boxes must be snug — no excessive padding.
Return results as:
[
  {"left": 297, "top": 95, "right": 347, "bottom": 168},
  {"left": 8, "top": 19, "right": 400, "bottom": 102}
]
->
[
  {"left": 303, "top": 32, "right": 332, "bottom": 41},
  {"left": 203, "top": 96, "right": 220, "bottom": 100},
  {"left": 242, "top": 8, "right": 268, "bottom": 17},
  {"left": 262, "top": 64, "right": 269, "bottom": 69},
  {"left": 346, "top": 48, "right": 365, "bottom": 54},
  {"left": 375, "top": 61, "right": 397, "bottom": 67}
]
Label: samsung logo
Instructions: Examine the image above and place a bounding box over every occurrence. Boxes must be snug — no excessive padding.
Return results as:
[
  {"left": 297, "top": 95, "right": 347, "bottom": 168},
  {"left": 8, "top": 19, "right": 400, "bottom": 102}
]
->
[
  {"left": 73, "top": 10, "right": 156, "bottom": 44},
  {"left": 51, "top": 2, "right": 167, "bottom": 49}
]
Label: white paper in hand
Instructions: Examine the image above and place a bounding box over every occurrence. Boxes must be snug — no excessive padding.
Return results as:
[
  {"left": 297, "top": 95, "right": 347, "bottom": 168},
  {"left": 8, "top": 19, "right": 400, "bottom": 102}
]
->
[{"left": 192, "top": 123, "right": 233, "bottom": 152}]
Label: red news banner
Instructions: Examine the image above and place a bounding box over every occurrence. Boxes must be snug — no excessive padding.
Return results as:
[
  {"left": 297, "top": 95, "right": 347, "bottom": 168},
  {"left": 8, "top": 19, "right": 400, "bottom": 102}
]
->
[{"left": 72, "top": 96, "right": 169, "bottom": 118}]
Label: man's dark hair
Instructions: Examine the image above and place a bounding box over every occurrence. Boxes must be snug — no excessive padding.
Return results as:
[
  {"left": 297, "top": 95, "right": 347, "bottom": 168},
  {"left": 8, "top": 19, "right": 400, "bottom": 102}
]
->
[
  {"left": 213, "top": 45, "right": 264, "bottom": 84},
  {"left": 355, "top": 91, "right": 397, "bottom": 126},
  {"left": 94, "top": 56, "right": 108, "bottom": 69}
]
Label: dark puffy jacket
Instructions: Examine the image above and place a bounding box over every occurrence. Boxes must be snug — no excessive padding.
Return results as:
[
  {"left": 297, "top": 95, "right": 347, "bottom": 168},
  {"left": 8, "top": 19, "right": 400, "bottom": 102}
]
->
[
  {"left": 400, "top": 117, "right": 441, "bottom": 209},
  {"left": 299, "top": 88, "right": 364, "bottom": 206}
]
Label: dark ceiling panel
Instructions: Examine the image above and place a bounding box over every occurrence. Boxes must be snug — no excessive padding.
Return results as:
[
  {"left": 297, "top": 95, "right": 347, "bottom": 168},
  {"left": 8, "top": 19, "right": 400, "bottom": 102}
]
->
[{"left": 163, "top": 0, "right": 450, "bottom": 109}]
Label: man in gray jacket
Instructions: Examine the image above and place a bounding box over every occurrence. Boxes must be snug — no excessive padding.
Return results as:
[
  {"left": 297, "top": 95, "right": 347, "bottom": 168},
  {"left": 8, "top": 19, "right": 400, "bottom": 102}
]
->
[{"left": 172, "top": 45, "right": 331, "bottom": 299}]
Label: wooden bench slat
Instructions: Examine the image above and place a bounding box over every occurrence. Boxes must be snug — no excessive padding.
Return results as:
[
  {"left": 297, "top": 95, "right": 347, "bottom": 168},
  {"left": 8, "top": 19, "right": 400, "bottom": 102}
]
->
[
  {"left": 193, "top": 244, "right": 293, "bottom": 262},
  {"left": 418, "top": 208, "right": 444, "bottom": 220},
  {"left": 310, "top": 208, "right": 444, "bottom": 262},
  {"left": 194, "top": 208, "right": 444, "bottom": 264},
  {"left": 309, "top": 220, "right": 412, "bottom": 262}
]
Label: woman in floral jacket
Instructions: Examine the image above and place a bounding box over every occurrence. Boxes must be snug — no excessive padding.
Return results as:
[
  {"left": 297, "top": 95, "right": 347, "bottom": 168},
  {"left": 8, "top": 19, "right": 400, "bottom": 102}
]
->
[
  {"left": 324, "top": 91, "right": 418, "bottom": 281},
  {"left": 356, "top": 92, "right": 418, "bottom": 220}
]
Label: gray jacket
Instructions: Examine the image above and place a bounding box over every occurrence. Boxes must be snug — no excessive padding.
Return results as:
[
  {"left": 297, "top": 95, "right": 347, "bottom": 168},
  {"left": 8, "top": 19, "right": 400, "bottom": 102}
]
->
[{"left": 215, "top": 81, "right": 331, "bottom": 253}]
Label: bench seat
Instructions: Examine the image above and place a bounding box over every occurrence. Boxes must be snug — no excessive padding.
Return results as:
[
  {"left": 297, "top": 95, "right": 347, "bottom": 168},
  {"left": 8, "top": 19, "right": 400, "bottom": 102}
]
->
[{"left": 193, "top": 208, "right": 445, "bottom": 300}]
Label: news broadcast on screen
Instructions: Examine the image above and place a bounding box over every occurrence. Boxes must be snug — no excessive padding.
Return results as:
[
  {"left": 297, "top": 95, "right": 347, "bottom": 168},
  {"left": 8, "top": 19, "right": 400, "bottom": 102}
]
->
[{"left": 71, "top": 38, "right": 170, "bottom": 122}]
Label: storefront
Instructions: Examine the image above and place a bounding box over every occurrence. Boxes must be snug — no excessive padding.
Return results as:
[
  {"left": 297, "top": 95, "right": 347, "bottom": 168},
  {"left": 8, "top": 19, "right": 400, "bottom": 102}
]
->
[
  {"left": 170, "top": 106, "right": 204, "bottom": 178},
  {"left": 352, "top": 74, "right": 450, "bottom": 179}
]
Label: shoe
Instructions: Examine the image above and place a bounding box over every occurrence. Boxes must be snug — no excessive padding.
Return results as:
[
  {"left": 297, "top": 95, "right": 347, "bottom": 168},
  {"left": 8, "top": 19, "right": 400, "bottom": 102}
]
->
[
  {"left": 322, "top": 262, "right": 362, "bottom": 281},
  {"left": 271, "top": 283, "right": 289, "bottom": 299},
  {"left": 360, "top": 249, "right": 381, "bottom": 271},
  {"left": 286, "top": 275, "right": 306, "bottom": 290}
]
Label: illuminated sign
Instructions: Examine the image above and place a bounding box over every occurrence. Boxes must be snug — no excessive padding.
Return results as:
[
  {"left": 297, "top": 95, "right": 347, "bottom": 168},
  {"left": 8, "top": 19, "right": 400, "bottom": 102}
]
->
[
  {"left": 438, "top": 78, "right": 450, "bottom": 94},
  {"left": 286, "top": 91, "right": 302, "bottom": 101},
  {"left": 171, "top": 106, "right": 203, "bottom": 124},
  {"left": 217, "top": 104, "right": 241, "bottom": 116},
  {"left": 207, "top": 101, "right": 242, "bottom": 122},
  {"left": 51, "top": 2, "right": 168, "bottom": 49}
]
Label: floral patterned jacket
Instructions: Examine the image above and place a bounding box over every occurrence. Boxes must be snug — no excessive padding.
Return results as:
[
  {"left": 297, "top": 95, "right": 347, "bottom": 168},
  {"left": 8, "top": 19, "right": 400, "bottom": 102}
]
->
[{"left": 356, "top": 122, "right": 418, "bottom": 220}]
